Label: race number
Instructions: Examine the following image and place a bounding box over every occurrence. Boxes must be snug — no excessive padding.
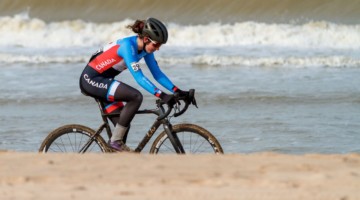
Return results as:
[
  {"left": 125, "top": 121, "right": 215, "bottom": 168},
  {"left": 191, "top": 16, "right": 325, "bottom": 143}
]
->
[{"left": 131, "top": 62, "right": 141, "bottom": 72}]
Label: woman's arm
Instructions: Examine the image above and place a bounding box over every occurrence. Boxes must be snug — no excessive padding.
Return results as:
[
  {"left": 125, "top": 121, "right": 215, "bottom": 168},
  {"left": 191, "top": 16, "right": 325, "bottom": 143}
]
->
[
  {"left": 145, "top": 53, "right": 178, "bottom": 93},
  {"left": 118, "top": 41, "right": 164, "bottom": 97}
]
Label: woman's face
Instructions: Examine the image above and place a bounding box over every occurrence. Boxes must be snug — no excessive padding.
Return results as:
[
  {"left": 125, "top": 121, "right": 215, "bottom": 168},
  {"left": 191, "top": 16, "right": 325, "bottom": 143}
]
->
[{"left": 144, "top": 37, "right": 162, "bottom": 53}]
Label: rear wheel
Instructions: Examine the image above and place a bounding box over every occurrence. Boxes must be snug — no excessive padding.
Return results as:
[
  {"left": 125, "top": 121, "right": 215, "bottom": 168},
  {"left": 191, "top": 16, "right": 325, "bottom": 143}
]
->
[
  {"left": 39, "top": 124, "right": 109, "bottom": 153},
  {"left": 150, "top": 124, "right": 223, "bottom": 154}
]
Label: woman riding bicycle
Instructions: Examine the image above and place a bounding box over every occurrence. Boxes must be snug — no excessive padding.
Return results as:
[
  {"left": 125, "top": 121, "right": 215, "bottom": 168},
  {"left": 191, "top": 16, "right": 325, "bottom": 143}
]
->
[{"left": 79, "top": 18, "right": 189, "bottom": 152}]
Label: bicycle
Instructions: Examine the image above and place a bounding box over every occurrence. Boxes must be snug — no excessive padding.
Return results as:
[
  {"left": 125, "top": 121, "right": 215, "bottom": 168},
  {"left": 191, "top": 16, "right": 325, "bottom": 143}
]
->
[{"left": 39, "top": 89, "right": 224, "bottom": 154}]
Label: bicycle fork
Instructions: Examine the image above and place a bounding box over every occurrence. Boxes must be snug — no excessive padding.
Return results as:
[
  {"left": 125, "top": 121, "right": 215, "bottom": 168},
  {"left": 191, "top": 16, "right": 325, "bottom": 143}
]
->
[{"left": 163, "top": 122, "right": 185, "bottom": 154}]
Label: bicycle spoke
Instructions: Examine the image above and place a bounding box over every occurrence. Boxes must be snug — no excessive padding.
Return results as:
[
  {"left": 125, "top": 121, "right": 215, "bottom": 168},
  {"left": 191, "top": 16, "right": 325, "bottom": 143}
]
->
[
  {"left": 66, "top": 133, "right": 75, "bottom": 152},
  {"left": 192, "top": 139, "right": 208, "bottom": 153},
  {"left": 59, "top": 136, "right": 68, "bottom": 152},
  {"left": 44, "top": 131, "right": 104, "bottom": 153},
  {"left": 49, "top": 146, "right": 62, "bottom": 153},
  {"left": 162, "top": 139, "right": 177, "bottom": 153},
  {"left": 153, "top": 129, "right": 218, "bottom": 154},
  {"left": 88, "top": 142, "right": 96, "bottom": 152},
  {"left": 78, "top": 132, "right": 85, "bottom": 152}
]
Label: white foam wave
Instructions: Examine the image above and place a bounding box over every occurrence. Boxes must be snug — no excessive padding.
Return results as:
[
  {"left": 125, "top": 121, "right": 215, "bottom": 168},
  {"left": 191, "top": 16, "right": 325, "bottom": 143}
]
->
[
  {"left": 1, "top": 13, "right": 359, "bottom": 68},
  {"left": 1, "top": 14, "right": 360, "bottom": 49},
  {"left": 0, "top": 53, "right": 87, "bottom": 64},
  {"left": 158, "top": 55, "right": 360, "bottom": 68},
  {"left": 1, "top": 52, "right": 359, "bottom": 68}
]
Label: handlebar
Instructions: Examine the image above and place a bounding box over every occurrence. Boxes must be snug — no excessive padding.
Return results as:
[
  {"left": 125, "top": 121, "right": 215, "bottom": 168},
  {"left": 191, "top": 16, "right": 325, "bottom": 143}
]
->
[{"left": 156, "top": 89, "right": 197, "bottom": 120}]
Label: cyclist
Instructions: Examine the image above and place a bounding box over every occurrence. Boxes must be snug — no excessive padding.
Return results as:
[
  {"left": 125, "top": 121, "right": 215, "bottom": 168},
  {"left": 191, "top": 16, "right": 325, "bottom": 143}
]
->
[{"left": 79, "top": 17, "right": 189, "bottom": 152}]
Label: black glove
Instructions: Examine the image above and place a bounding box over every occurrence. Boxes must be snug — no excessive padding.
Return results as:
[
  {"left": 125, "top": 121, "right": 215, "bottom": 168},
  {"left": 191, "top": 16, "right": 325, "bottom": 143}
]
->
[
  {"left": 177, "top": 89, "right": 190, "bottom": 99},
  {"left": 178, "top": 89, "right": 198, "bottom": 108},
  {"left": 159, "top": 93, "right": 176, "bottom": 106}
]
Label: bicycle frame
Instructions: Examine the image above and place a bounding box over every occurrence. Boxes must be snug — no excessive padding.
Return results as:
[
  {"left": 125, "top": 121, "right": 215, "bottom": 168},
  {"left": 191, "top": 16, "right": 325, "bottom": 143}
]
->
[{"left": 83, "top": 99, "right": 186, "bottom": 153}]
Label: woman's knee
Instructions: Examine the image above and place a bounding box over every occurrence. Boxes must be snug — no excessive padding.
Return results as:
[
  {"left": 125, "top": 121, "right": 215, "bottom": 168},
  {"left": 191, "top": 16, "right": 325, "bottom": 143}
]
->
[
  {"left": 114, "top": 83, "right": 143, "bottom": 104},
  {"left": 132, "top": 90, "right": 143, "bottom": 104}
]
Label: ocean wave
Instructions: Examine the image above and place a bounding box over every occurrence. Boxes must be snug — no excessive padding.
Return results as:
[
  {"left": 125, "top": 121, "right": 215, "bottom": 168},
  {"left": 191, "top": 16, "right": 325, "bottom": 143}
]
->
[
  {"left": 159, "top": 55, "right": 360, "bottom": 68},
  {"left": 1, "top": 14, "right": 359, "bottom": 68},
  {"left": 1, "top": 52, "right": 359, "bottom": 68},
  {"left": 1, "top": 14, "right": 360, "bottom": 49},
  {"left": 0, "top": 53, "right": 87, "bottom": 64}
]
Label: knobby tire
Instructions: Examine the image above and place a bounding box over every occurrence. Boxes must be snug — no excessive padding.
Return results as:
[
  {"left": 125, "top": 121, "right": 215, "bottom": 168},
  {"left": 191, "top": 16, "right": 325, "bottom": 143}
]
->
[
  {"left": 39, "top": 124, "right": 109, "bottom": 153},
  {"left": 150, "top": 123, "right": 224, "bottom": 154}
]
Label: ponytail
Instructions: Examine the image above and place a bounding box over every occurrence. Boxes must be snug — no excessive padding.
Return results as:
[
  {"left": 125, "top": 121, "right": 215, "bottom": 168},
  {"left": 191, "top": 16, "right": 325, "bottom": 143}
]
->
[{"left": 127, "top": 20, "right": 145, "bottom": 37}]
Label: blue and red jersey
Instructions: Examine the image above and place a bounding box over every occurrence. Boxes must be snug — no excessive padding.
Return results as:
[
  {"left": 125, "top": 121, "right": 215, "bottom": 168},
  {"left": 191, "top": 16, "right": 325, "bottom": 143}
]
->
[{"left": 88, "top": 35, "right": 178, "bottom": 96}]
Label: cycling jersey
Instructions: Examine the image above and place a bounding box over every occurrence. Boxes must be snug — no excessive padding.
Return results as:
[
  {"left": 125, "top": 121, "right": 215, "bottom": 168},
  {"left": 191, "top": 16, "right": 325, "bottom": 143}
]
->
[
  {"left": 86, "top": 35, "right": 178, "bottom": 97},
  {"left": 80, "top": 35, "right": 178, "bottom": 115}
]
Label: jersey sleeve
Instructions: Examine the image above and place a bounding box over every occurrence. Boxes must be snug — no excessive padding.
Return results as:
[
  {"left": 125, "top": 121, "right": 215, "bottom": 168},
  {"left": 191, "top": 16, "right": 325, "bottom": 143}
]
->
[
  {"left": 117, "top": 42, "right": 163, "bottom": 97},
  {"left": 144, "top": 53, "right": 178, "bottom": 93}
]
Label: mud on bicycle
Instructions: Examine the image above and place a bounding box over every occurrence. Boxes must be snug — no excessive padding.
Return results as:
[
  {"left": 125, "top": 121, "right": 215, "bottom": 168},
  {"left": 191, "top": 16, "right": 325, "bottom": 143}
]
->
[{"left": 39, "top": 89, "right": 224, "bottom": 154}]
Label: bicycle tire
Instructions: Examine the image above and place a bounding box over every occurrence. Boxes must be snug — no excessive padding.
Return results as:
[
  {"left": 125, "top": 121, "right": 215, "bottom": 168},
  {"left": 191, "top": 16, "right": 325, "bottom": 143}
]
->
[
  {"left": 150, "top": 123, "right": 224, "bottom": 154},
  {"left": 39, "top": 124, "right": 110, "bottom": 153}
]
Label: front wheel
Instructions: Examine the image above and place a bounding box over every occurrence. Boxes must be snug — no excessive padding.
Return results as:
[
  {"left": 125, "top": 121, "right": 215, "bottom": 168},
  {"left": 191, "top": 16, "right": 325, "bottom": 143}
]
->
[
  {"left": 150, "top": 124, "right": 224, "bottom": 154},
  {"left": 39, "top": 124, "right": 109, "bottom": 153}
]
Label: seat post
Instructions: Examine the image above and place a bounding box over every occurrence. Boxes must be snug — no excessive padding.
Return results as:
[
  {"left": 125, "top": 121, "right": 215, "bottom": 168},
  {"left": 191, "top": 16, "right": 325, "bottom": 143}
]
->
[
  {"left": 94, "top": 98, "right": 113, "bottom": 139},
  {"left": 95, "top": 99, "right": 104, "bottom": 114}
]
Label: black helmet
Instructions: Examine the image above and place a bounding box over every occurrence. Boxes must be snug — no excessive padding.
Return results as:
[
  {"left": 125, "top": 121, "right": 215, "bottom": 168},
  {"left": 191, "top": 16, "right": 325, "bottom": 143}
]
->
[{"left": 142, "top": 18, "right": 168, "bottom": 44}]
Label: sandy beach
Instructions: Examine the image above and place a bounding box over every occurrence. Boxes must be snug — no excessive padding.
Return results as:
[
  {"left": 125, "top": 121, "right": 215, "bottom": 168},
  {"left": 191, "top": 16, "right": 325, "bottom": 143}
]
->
[{"left": 0, "top": 152, "right": 359, "bottom": 200}]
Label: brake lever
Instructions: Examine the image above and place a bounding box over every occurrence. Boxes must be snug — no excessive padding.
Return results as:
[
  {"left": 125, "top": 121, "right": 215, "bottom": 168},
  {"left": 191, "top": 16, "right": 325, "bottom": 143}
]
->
[
  {"left": 192, "top": 97, "right": 198, "bottom": 108},
  {"left": 173, "top": 92, "right": 181, "bottom": 105},
  {"left": 174, "top": 102, "right": 181, "bottom": 113}
]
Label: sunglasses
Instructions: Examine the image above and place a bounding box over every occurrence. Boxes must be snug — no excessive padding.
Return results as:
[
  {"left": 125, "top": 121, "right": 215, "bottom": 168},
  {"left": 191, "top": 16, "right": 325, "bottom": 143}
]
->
[{"left": 148, "top": 37, "right": 162, "bottom": 48}]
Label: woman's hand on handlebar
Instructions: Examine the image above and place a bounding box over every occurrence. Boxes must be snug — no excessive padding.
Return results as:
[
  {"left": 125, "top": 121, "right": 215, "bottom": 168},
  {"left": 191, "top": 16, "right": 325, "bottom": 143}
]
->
[
  {"left": 156, "top": 89, "right": 197, "bottom": 120},
  {"left": 159, "top": 92, "right": 177, "bottom": 107},
  {"left": 176, "top": 89, "right": 190, "bottom": 99},
  {"left": 174, "top": 89, "right": 198, "bottom": 108}
]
